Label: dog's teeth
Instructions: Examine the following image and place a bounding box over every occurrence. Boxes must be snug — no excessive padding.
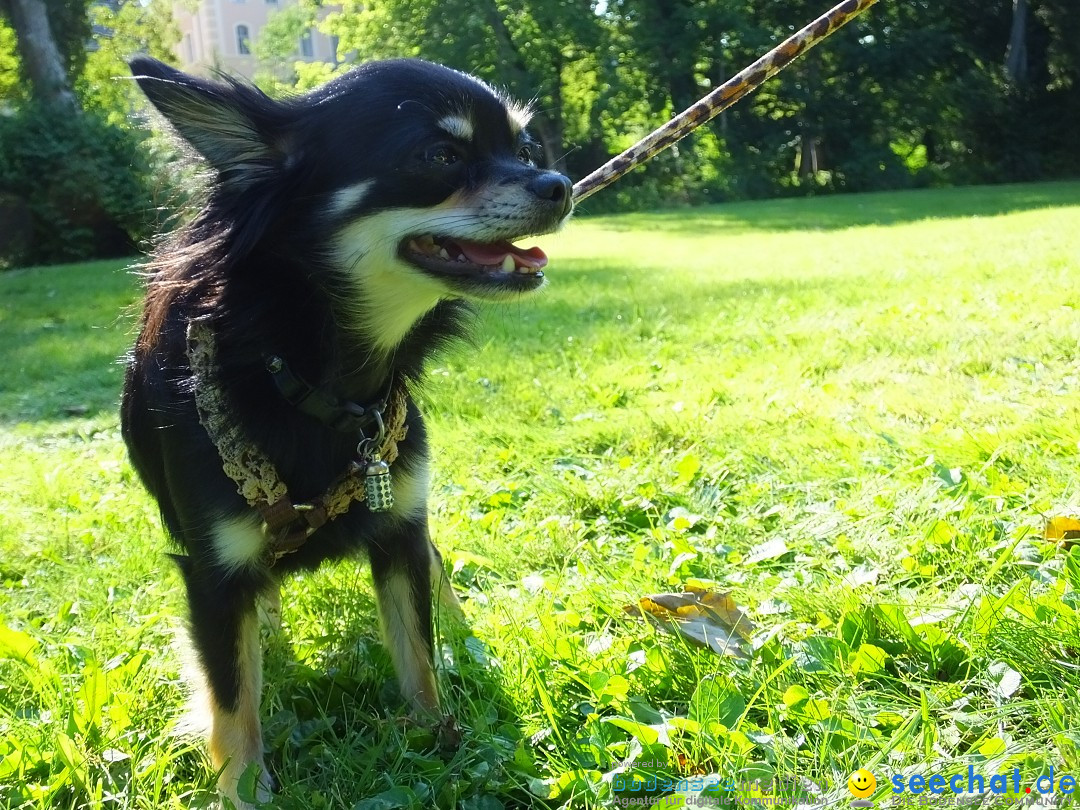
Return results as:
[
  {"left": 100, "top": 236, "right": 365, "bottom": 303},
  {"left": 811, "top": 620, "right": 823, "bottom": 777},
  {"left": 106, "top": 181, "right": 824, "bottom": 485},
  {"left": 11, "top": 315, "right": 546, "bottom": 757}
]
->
[
  {"left": 439, "top": 248, "right": 451, "bottom": 259},
  {"left": 501, "top": 255, "right": 515, "bottom": 272},
  {"left": 457, "top": 255, "right": 466, "bottom": 262},
  {"left": 407, "top": 240, "right": 420, "bottom": 252}
]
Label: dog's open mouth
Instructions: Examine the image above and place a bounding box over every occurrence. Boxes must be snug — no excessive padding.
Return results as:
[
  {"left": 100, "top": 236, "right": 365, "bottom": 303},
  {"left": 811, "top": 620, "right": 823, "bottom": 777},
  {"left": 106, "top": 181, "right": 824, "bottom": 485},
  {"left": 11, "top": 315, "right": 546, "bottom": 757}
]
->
[{"left": 400, "top": 235, "right": 547, "bottom": 285}]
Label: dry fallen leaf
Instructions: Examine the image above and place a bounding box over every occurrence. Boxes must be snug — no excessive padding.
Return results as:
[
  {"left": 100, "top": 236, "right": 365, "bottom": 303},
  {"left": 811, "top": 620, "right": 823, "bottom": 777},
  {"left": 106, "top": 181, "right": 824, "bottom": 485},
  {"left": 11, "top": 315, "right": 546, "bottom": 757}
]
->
[
  {"left": 624, "top": 585, "right": 755, "bottom": 658},
  {"left": 1045, "top": 515, "right": 1080, "bottom": 543}
]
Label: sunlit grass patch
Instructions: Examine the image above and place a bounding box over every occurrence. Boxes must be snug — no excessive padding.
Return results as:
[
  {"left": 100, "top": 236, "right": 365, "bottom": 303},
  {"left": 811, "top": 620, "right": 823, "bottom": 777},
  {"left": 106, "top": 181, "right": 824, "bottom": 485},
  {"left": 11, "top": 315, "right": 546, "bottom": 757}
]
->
[{"left": 2, "top": 181, "right": 1079, "bottom": 808}]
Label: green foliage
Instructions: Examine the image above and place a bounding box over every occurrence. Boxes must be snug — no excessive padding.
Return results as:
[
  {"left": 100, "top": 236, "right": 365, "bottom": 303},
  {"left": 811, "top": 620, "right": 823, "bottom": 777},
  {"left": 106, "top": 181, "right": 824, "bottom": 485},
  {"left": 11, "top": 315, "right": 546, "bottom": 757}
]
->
[
  {"left": 0, "top": 18, "right": 22, "bottom": 103},
  {"left": 2, "top": 183, "right": 1080, "bottom": 806},
  {"left": 79, "top": 0, "right": 179, "bottom": 126},
  {"left": 0, "top": 0, "right": 181, "bottom": 268},
  {"left": 6, "top": 0, "right": 1077, "bottom": 263},
  {"left": 324, "top": 0, "right": 610, "bottom": 172},
  {"left": 0, "top": 105, "right": 161, "bottom": 267},
  {"left": 0, "top": 0, "right": 91, "bottom": 95},
  {"left": 251, "top": 0, "right": 339, "bottom": 92},
  {"left": 274, "top": 0, "right": 1080, "bottom": 210}
]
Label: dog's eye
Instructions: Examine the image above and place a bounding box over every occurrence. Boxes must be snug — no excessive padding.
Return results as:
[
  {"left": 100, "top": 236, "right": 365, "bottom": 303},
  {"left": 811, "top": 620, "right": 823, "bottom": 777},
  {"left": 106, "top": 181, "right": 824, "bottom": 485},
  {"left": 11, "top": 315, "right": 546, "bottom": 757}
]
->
[
  {"left": 517, "top": 145, "right": 536, "bottom": 165},
  {"left": 425, "top": 145, "right": 460, "bottom": 166}
]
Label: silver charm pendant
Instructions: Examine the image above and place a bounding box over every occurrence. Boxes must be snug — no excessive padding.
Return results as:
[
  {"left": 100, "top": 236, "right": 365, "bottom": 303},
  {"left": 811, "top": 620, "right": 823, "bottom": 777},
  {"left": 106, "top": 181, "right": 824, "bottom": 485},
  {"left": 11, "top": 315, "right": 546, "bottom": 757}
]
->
[{"left": 364, "top": 454, "right": 394, "bottom": 512}]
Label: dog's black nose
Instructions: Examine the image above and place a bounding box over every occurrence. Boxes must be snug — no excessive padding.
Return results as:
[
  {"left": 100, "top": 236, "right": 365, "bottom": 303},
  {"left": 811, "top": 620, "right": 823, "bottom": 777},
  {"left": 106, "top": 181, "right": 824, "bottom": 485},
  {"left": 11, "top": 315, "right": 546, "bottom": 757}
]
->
[{"left": 528, "top": 172, "right": 573, "bottom": 217}]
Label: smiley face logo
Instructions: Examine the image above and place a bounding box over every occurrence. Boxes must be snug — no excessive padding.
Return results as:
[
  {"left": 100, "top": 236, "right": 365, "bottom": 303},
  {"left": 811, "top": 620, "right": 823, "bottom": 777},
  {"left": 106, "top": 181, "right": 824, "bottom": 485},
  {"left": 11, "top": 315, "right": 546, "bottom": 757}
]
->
[{"left": 848, "top": 769, "right": 876, "bottom": 801}]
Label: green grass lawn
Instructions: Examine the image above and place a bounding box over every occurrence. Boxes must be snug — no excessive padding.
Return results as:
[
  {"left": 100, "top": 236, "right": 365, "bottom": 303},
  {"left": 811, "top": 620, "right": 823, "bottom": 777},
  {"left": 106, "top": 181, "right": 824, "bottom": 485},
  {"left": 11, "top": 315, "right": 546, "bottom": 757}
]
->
[{"left": 2, "top": 181, "right": 1080, "bottom": 809}]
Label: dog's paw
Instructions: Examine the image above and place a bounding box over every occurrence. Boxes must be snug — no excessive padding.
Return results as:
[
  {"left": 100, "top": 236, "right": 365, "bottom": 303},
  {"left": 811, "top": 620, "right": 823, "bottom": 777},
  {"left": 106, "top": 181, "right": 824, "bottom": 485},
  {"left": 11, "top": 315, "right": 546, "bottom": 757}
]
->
[
  {"left": 389, "top": 712, "right": 461, "bottom": 754},
  {"left": 435, "top": 713, "right": 463, "bottom": 753}
]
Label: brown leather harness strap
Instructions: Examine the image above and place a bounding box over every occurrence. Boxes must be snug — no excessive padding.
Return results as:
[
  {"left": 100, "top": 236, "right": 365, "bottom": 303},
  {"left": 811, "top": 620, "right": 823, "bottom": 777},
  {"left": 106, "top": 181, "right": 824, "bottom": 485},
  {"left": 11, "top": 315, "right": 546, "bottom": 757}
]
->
[{"left": 256, "top": 498, "right": 327, "bottom": 558}]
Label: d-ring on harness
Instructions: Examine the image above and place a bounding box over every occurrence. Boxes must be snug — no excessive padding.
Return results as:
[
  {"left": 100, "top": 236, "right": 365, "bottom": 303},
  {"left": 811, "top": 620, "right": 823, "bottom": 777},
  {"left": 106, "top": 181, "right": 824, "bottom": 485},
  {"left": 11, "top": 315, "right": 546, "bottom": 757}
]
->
[{"left": 186, "top": 322, "right": 409, "bottom": 566}]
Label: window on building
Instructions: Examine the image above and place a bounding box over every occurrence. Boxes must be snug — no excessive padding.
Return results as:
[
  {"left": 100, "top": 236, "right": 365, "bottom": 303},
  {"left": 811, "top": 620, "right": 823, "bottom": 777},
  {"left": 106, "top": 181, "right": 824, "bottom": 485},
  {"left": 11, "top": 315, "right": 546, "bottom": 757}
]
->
[
  {"left": 184, "top": 34, "right": 194, "bottom": 63},
  {"left": 236, "top": 25, "right": 251, "bottom": 55},
  {"left": 299, "top": 29, "right": 314, "bottom": 58},
  {"left": 330, "top": 34, "right": 339, "bottom": 64}
]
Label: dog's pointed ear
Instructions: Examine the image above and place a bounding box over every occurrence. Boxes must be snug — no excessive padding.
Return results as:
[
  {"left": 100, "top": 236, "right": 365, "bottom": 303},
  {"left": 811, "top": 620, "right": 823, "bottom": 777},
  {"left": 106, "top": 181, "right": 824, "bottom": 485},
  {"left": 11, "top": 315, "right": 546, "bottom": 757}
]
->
[{"left": 130, "top": 57, "right": 293, "bottom": 185}]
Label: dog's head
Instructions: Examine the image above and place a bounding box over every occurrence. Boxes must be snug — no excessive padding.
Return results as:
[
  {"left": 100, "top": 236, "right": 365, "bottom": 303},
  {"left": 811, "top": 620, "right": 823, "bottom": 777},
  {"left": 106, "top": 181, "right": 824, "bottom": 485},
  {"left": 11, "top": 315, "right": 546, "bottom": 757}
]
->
[{"left": 130, "top": 57, "right": 573, "bottom": 349}]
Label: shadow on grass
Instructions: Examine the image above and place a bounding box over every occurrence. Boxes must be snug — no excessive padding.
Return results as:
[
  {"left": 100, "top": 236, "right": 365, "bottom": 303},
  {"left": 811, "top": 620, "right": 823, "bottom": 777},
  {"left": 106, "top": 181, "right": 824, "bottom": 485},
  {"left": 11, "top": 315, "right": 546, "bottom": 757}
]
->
[
  {"left": 578, "top": 180, "right": 1080, "bottom": 236},
  {"left": 0, "top": 258, "right": 137, "bottom": 425},
  {"left": 0, "top": 348, "right": 129, "bottom": 425},
  {"left": 261, "top": 597, "right": 544, "bottom": 807}
]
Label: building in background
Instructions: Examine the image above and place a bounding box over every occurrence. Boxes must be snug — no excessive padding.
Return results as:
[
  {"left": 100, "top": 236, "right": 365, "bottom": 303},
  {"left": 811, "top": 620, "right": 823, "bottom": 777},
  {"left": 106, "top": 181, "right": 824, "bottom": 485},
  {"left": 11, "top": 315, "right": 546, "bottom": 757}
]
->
[{"left": 174, "top": 0, "right": 337, "bottom": 78}]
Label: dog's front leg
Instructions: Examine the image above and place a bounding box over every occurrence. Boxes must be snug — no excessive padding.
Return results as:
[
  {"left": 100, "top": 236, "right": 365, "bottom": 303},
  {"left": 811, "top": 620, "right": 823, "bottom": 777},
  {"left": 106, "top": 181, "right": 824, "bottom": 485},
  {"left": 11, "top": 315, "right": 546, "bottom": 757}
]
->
[
  {"left": 370, "top": 519, "right": 440, "bottom": 717},
  {"left": 176, "top": 548, "right": 272, "bottom": 809}
]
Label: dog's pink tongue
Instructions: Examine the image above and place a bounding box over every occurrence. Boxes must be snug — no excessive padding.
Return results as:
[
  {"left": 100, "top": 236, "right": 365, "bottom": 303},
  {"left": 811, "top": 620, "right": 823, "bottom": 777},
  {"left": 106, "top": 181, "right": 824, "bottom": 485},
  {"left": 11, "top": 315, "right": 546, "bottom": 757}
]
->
[{"left": 454, "top": 239, "right": 548, "bottom": 268}]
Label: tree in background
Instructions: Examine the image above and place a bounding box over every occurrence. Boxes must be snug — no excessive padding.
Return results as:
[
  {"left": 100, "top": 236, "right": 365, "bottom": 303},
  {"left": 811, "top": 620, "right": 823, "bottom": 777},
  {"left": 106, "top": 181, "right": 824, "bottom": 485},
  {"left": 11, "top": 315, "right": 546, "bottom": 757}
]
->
[
  {"left": 0, "top": 0, "right": 87, "bottom": 112},
  {"left": 3, "top": 0, "right": 1077, "bottom": 267},
  {"left": 252, "top": 0, "right": 339, "bottom": 93},
  {"left": 0, "top": 0, "right": 178, "bottom": 267},
  {"left": 282, "top": 0, "right": 1074, "bottom": 207},
  {"left": 319, "top": 0, "right": 609, "bottom": 174},
  {"left": 81, "top": 0, "right": 178, "bottom": 123}
]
